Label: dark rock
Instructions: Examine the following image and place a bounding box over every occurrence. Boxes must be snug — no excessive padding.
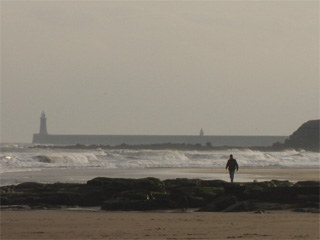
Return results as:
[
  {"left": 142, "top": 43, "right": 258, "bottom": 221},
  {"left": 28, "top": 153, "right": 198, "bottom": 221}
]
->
[
  {"left": 222, "top": 200, "right": 257, "bottom": 212},
  {"left": 296, "top": 195, "right": 320, "bottom": 208},
  {"left": 294, "top": 181, "right": 320, "bottom": 188},
  {"left": 15, "top": 182, "right": 46, "bottom": 191},
  {"left": 224, "top": 184, "right": 246, "bottom": 198},
  {"left": 292, "top": 186, "right": 320, "bottom": 195},
  {"left": 112, "top": 190, "right": 150, "bottom": 201},
  {"left": 195, "top": 186, "right": 224, "bottom": 199},
  {"left": 1, "top": 196, "right": 9, "bottom": 205},
  {"left": 243, "top": 184, "right": 265, "bottom": 199},
  {"left": 269, "top": 180, "right": 293, "bottom": 188},
  {"left": 169, "top": 188, "right": 191, "bottom": 209},
  {"left": 198, "top": 194, "right": 238, "bottom": 212},
  {"left": 163, "top": 178, "right": 201, "bottom": 188},
  {"left": 1, "top": 178, "right": 319, "bottom": 212},
  {"left": 0, "top": 185, "right": 16, "bottom": 194},
  {"left": 87, "top": 177, "right": 164, "bottom": 192},
  {"left": 200, "top": 180, "right": 230, "bottom": 188}
]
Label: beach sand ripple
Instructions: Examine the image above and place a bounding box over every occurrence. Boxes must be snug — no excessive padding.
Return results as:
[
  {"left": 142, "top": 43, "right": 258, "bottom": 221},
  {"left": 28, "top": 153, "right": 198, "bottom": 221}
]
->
[{"left": 1, "top": 210, "right": 319, "bottom": 239}]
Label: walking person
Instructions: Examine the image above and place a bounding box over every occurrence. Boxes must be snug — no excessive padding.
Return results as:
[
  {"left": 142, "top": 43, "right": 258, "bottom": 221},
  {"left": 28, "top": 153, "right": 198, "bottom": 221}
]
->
[{"left": 226, "top": 154, "right": 239, "bottom": 183}]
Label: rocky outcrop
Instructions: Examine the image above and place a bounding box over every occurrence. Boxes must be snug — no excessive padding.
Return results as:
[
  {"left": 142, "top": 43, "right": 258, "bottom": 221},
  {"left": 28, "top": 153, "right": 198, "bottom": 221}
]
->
[
  {"left": 273, "top": 120, "right": 319, "bottom": 151},
  {"left": 1, "top": 178, "right": 319, "bottom": 212}
]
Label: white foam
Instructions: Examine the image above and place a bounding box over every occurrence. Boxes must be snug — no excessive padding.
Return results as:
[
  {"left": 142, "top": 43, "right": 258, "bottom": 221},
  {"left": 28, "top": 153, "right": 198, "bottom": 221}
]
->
[{"left": 0, "top": 147, "right": 319, "bottom": 173}]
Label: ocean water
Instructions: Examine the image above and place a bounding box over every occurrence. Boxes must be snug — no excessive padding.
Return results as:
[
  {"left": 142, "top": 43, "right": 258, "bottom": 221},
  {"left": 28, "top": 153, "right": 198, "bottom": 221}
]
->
[{"left": 0, "top": 143, "right": 319, "bottom": 185}]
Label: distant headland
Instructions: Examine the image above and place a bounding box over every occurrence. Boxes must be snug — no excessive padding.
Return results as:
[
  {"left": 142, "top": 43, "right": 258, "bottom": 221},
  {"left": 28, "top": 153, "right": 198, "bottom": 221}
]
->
[{"left": 272, "top": 119, "right": 319, "bottom": 152}]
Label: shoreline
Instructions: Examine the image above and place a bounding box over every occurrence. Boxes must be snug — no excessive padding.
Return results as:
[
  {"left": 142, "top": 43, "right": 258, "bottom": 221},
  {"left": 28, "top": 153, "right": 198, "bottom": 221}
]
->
[
  {"left": 1, "top": 168, "right": 319, "bottom": 186},
  {"left": 177, "top": 168, "right": 320, "bottom": 182}
]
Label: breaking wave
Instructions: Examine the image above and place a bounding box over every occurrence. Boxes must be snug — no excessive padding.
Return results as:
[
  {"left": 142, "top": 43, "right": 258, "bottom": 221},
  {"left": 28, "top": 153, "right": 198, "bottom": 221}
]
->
[{"left": 0, "top": 145, "right": 319, "bottom": 173}]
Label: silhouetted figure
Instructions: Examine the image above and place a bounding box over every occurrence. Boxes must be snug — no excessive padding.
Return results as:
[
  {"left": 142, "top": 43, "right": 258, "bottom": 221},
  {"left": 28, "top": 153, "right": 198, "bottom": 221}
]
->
[{"left": 226, "top": 154, "right": 239, "bottom": 183}]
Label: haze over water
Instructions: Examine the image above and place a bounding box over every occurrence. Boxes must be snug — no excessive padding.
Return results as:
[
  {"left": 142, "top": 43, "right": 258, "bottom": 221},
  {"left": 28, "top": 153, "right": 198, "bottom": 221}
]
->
[{"left": 1, "top": 1, "right": 319, "bottom": 143}]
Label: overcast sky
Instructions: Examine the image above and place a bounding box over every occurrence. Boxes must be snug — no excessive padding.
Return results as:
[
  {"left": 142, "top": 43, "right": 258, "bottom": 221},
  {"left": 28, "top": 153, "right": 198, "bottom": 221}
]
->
[{"left": 1, "top": 1, "right": 319, "bottom": 143}]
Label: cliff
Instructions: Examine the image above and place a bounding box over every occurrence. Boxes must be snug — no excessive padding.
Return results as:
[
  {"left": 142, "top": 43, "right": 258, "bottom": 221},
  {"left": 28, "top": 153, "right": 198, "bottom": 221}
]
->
[{"left": 273, "top": 120, "right": 319, "bottom": 152}]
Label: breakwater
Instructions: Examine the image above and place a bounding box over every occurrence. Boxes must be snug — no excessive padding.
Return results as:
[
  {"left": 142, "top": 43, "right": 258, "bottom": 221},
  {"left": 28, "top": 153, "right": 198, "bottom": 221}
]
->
[{"left": 32, "top": 134, "right": 287, "bottom": 147}]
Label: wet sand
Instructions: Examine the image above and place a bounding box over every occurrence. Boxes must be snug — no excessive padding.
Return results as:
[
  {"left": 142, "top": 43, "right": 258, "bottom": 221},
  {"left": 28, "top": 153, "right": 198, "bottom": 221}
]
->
[
  {"left": 1, "top": 210, "right": 319, "bottom": 239},
  {"left": 179, "top": 168, "right": 320, "bottom": 182}
]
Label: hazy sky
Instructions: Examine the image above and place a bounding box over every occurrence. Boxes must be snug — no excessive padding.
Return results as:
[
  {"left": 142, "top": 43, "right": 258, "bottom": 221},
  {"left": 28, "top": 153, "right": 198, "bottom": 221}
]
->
[{"left": 1, "top": 1, "right": 319, "bottom": 143}]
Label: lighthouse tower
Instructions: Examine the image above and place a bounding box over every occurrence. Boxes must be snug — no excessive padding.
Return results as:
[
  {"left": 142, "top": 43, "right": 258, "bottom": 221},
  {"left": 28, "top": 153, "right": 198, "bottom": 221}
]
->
[
  {"left": 200, "top": 128, "right": 204, "bottom": 136},
  {"left": 39, "top": 111, "right": 48, "bottom": 134}
]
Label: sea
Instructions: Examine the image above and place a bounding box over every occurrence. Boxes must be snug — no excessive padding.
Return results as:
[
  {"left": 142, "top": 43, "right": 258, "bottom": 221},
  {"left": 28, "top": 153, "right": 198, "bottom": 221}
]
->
[{"left": 1, "top": 140, "right": 319, "bottom": 186}]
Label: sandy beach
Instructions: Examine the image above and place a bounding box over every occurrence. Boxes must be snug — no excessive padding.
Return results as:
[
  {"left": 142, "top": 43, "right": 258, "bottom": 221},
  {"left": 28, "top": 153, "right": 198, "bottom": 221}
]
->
[
  {"left": 1, "top": 210, "right": 319, "bottom": 239},
  {"left": 1, "top": 168, "right": 319, "bottom": 239}
]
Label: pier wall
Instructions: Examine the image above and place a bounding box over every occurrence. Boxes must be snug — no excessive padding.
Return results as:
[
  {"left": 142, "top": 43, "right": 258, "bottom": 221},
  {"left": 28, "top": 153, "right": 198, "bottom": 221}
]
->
[{"left": 32, "top": 134, "right": 287, "bottom": 147}]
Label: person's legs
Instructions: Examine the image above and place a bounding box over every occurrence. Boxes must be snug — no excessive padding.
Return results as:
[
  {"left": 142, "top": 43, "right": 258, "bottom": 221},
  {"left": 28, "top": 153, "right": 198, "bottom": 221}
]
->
[{"left": 229, "top": 170, "right": 235, "bottom": 182}]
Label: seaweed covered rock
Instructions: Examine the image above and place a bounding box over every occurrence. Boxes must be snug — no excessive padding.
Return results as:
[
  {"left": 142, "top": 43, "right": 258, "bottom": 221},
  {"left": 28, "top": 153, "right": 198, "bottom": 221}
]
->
[
  {"left": 199, "top": 179, "right": 230, "bottom": 188},
  {"left": 1, "top": 178, "right": 319, "bottom": 212},
  {"left": 87, "top": 177, "right": 164, "bottom": 192},
  {"left": 163, "top": 178, "right": 201, "bottom": 188},
  {"left": 222, "top": 200, "right": 258, "bottom": 212},
  {"left": 15, "top": 182, "right": 46, "bottom": 191},
  {"left": 198, "top": 194, "right": 238, "bottom": 212},
  {"left": 164, "top": 179, "right": 225, "bottom": 208},
  {"left": 294, "top": 181, "right": 320, "bottom": 188}
]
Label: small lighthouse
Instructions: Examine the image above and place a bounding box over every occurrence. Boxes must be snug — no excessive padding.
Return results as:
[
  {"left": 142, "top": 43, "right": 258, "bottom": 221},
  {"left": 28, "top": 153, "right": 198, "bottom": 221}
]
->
[
  {"left": 200, "top": 128, "right": 204, "bottom": 136},
  {"left": 39, "top": 111, "right": 48, "bottom": 134}
]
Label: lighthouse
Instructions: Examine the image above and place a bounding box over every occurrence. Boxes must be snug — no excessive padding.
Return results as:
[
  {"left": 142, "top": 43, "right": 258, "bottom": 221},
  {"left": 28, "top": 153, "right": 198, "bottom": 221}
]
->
[
  {"left": 39, "top": 111, "right": 48, "bottom": 134},
  {"left": 200, "top": 128, "right": 204, "bottom": 136}
]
